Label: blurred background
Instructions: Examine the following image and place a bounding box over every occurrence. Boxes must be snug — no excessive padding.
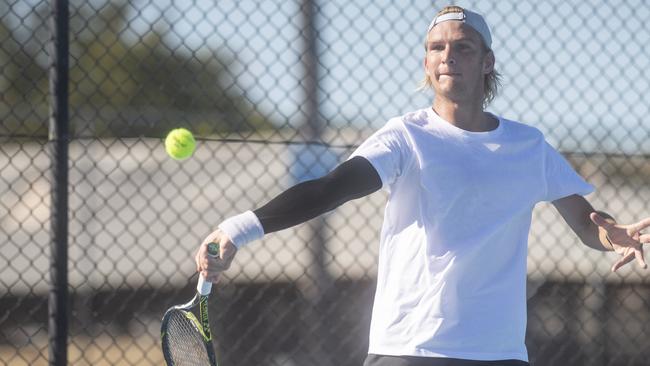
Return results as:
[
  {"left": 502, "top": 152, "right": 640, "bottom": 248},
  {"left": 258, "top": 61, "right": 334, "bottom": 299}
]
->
[{"left": 1, "top": 0, "right": 649, "bottom": 365}]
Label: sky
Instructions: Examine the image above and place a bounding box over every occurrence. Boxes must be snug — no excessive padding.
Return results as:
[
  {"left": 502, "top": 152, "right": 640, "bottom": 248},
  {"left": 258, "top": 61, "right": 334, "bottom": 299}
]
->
[{"left": 6, "top": 0, "right": 650, "bottom": 153}]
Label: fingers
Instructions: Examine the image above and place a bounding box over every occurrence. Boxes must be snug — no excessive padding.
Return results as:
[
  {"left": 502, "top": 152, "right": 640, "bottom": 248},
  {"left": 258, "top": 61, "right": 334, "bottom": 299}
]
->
[
  {"left": 612, "top": 249, "right": 635, "bottom": 272},
  {"left": 196, "top": 241, "right": 210, "bottom": 271},
  {"left": 590, "top": 212, "right": 616, "bottom": 231},
  {"left": 634, "top": 247, "right": 647, "bottom": 269},
  {"left": 201, "top": 259, "right": 230, "bottom": 284},
  {"left": 196, "top": 229, "right": 238, "bottom": 283},
  {"left": 203, "top": 272, "right": 221, "bottom": 284},
  {"left": 199, "top": 253, "right": 226, "bottom": 283},
  {"left": 195, "top": 247, "right": 202, "bottom": 272},
  {"left": 639, "top": 234, "right": 650, "bottom": 243},
  {"left": 628, "top": 217, "right": 650, "bottom": 236}
]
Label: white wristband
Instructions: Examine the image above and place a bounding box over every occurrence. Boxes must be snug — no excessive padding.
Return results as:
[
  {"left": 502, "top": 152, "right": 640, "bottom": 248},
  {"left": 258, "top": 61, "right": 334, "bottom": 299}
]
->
[{"left": 218, "top": 211, "right": 264, "bottom": 248}]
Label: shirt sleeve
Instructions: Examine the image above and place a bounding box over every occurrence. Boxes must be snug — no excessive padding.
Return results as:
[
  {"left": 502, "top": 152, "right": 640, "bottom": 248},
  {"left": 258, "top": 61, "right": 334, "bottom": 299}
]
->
[
  {"left": 542, "top": 141, "right": 594, "bottom": 202},
  {"left": 348, "top": 118, "right": 413, "bottom": 192}
]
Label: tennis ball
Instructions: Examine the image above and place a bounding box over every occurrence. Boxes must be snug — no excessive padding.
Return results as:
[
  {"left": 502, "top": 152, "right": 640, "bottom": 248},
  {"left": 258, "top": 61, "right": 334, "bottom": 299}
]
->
[{"left": 165, "top": 128, "right": 196, "bottom": 160}]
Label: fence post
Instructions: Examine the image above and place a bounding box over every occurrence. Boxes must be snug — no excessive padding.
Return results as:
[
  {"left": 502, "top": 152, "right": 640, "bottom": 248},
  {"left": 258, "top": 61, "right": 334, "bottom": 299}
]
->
[
  {"left": 297, "top": 0, "right": 336, "bottom": 364},
  {"left": 48, "top": 0, "right": 69, "bottom": 365}
]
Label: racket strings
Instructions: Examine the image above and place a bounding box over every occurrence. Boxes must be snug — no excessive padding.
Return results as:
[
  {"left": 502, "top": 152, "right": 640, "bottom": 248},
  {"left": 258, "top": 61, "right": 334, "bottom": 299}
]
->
[{"left": 162, "top": 309, "right": 213, "bottom": 365}]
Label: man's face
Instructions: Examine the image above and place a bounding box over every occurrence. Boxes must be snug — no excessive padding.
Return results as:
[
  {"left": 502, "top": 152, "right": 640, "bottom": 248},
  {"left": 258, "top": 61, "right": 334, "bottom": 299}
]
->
[{"left": 424, "top": 21, "right": 494, "bottom": 104}]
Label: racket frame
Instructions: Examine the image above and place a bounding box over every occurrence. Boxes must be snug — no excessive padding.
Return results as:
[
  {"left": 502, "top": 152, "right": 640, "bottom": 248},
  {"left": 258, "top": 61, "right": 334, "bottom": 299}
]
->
[{"left": 160, "top": 243, "right": 220, "bottom": 365}]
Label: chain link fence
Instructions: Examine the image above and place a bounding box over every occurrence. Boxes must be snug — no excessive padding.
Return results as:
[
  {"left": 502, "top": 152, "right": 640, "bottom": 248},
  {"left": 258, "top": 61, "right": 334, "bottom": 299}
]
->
[{"left": 1, "top": 0, "right": 649, "bottom": 365}]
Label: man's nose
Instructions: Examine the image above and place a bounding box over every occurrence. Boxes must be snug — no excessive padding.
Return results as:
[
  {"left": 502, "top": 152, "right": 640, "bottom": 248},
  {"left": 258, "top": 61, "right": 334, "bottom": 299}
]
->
[{"left": 441, "top": 47, "right": 456, "bottom": 65}]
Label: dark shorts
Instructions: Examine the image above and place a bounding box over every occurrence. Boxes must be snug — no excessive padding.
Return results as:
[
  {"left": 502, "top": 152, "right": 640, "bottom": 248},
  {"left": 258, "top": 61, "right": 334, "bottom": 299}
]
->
[{"left": 363, "top": 354, "right": 529, "bottom": 366}]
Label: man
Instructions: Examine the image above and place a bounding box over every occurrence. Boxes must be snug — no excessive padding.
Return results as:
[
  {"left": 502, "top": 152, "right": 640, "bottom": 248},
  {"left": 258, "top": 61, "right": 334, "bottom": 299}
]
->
[{"left": 195, "top": 6, "right": 649, "bottom": 366}]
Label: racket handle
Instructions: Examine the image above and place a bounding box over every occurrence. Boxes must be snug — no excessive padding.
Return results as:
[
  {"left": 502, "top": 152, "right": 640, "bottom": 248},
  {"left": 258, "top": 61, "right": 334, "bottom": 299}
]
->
[
  {"left": 197, "top": 242, "right": 220, "bottom": 295},
  {"left": 207, "top": 242, "right": 220, "bottom": 256},
  {"left": 197, "top": 274, "right": 212, "bottom": 295}
]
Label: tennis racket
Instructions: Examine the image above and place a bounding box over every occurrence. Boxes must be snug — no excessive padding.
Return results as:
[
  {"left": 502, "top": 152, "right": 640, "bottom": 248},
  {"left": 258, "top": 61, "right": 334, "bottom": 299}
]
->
[{"left": 161, "top": 243, "right": 220, "bottom": 366}]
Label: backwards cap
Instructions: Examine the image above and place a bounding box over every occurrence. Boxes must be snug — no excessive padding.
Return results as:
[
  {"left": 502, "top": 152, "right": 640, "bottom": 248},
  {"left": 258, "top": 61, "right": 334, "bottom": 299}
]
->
[{"left": 427, "top": 6, "right": 492, "bottom": 49}]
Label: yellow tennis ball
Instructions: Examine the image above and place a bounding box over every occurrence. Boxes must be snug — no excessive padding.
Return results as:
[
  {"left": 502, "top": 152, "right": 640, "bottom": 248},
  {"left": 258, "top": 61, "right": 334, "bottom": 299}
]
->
[{"left": 165, "top": 128, "right": 196, "bottom": 160}]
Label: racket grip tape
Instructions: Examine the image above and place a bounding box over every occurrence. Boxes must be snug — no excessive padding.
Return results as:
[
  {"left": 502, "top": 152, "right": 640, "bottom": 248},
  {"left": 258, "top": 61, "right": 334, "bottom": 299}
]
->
[{"left": 207, "top": 242, "right": 220, "bottom": 256}]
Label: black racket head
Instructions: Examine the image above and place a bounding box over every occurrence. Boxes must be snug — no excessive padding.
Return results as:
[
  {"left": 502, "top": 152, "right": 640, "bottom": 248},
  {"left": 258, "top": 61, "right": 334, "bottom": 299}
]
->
[{"left": 161, "top": 301, "right": 217, "bottom": 366}]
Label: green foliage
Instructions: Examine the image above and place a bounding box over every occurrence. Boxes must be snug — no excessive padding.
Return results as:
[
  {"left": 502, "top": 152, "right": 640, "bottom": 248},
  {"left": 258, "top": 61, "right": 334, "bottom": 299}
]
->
[
  {"left": 0, "top": 11, "right": 49, "bottom": 138},
  {"left": 1, "top": 2, "right": 274, "bottom": 139}
]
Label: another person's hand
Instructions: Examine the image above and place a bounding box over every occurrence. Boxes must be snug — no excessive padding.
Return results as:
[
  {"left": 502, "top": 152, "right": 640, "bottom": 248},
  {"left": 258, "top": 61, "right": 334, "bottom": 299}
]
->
[
  {"left": 590, "top": 213, "right": 650, "bottom": 271},
  {"left": 195, "top": 229, "right": 237, "bottom": 283}
]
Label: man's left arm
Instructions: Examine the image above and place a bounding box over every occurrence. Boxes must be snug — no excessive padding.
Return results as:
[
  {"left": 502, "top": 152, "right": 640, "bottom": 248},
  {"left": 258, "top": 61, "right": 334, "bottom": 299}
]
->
[{"left": 552, "top": 194, "right": 650, "bottom": 271}]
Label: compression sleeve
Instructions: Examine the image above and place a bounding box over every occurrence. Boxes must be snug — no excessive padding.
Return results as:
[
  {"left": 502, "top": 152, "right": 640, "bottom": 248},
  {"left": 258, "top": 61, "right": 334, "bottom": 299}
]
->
[{"left": 253, "top": 156, "right": 382, "bottom": 234}]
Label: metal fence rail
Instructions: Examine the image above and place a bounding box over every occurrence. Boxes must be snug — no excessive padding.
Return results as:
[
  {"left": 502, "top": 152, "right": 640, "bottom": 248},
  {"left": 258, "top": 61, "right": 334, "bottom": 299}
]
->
[{"left": 1, "top": 1, "right": 649, "bottom": 365}]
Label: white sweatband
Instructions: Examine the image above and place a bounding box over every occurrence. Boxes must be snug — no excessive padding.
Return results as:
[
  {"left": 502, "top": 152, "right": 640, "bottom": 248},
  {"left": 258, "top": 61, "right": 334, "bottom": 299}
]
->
[{"left": 218, "top": 211, "right": 265, "bottom": 248}]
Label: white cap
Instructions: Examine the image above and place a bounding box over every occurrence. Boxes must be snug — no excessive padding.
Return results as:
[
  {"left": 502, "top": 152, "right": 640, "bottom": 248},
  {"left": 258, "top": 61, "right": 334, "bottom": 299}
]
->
[{"left": 427, "top": 6, "right": 492, "bottom": 49}]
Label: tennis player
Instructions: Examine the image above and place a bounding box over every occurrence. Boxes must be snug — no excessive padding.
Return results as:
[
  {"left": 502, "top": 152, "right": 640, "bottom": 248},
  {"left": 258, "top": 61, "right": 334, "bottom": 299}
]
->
[{"left": 195, "top": 6, "right": 650, "bottom": 366}]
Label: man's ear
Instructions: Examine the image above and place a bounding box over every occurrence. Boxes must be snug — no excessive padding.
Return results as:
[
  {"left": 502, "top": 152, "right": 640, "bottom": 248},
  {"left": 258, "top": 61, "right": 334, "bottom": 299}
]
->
[{"left": 483, "top": 50, "right": 495, "bottom": 74}]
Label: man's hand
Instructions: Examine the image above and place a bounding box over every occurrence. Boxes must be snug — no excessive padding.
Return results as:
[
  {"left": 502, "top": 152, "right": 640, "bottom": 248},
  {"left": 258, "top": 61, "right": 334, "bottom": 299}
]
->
[
  {"left": 195, "top": 229, "right": 237, "bottom": 283},
  {"left": 590, "top": 213, "right": 650, "bottom": 272}
]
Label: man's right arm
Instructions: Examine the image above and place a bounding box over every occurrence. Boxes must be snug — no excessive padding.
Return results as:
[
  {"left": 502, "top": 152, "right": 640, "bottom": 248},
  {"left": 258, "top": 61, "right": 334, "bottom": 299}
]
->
[
  {"left": 254, "top": 155, "right": 382, "bottom": 233},
  {"left": 196, "top": 156, "right": 382, "bottom": 281}
]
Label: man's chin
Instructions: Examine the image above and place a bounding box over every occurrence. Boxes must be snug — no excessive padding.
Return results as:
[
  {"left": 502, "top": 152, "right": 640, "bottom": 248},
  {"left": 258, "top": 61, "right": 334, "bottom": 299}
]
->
[{"left": 433, "top": 85, "right": 463, "bottom": 98}]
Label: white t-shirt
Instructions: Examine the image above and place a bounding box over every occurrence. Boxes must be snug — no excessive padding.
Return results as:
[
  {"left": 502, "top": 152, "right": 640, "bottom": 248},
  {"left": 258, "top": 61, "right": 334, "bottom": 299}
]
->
[{"left": 349, "top": 108, "right": 593, "bottom": 361}]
